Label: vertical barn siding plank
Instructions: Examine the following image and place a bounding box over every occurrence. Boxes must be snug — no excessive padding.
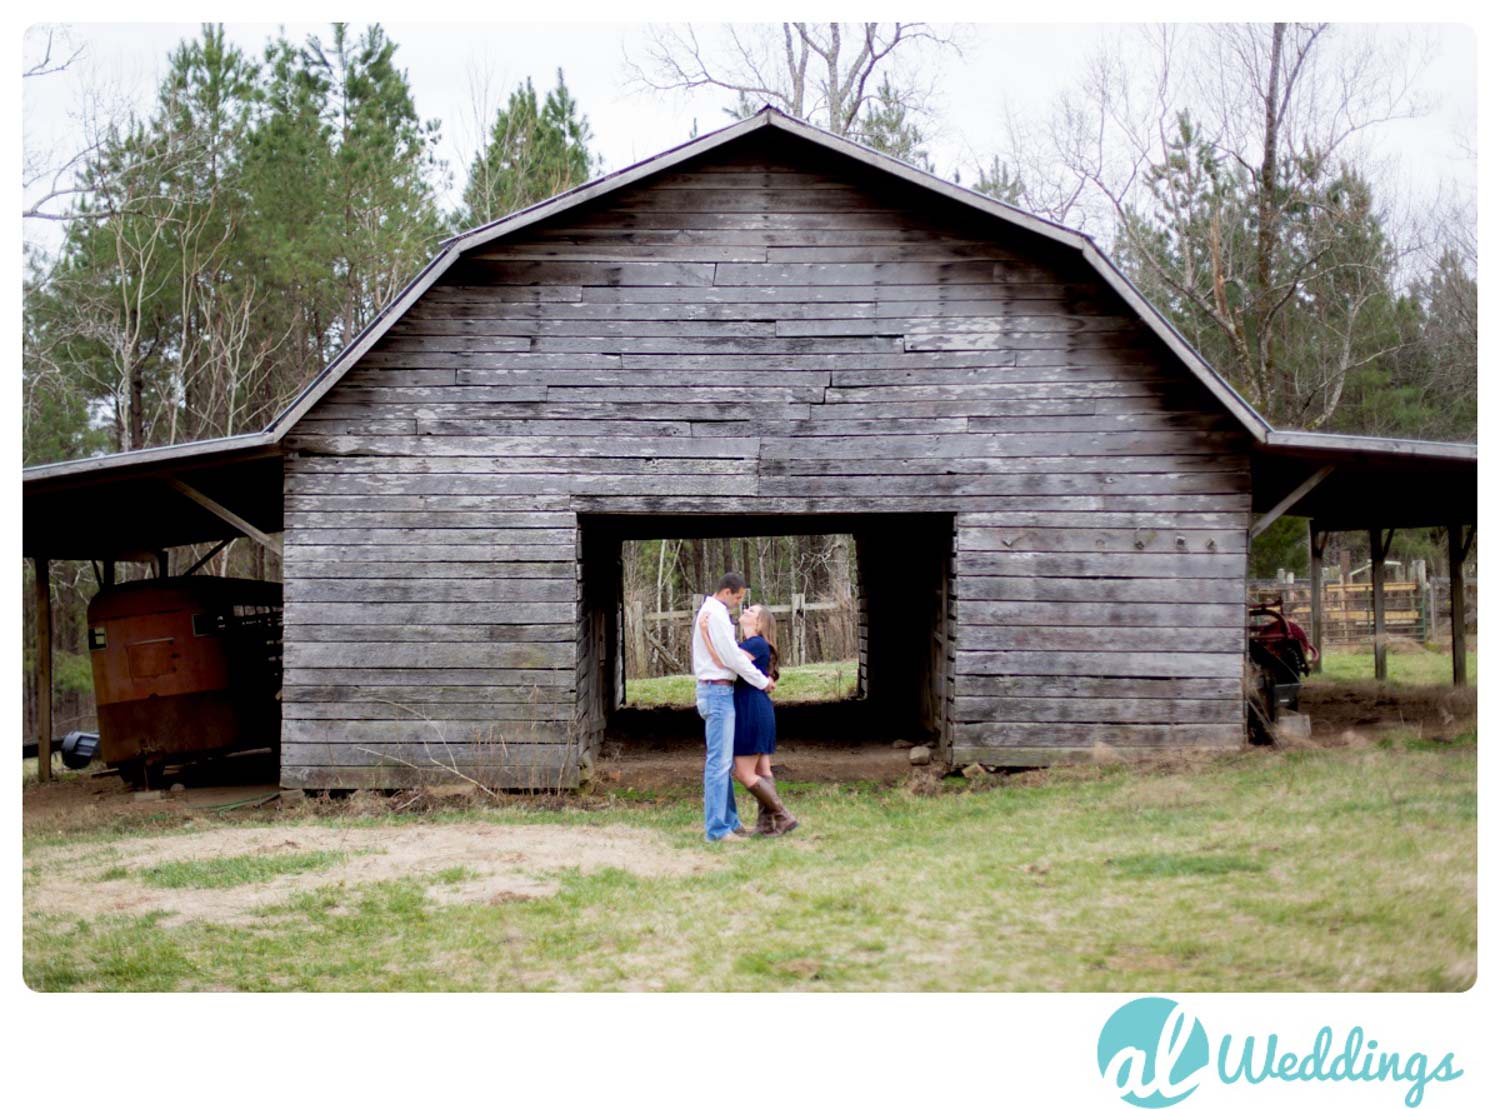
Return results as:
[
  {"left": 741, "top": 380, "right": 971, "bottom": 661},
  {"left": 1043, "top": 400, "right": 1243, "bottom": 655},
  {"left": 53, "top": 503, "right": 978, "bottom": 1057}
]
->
[{"left": 281, "top": 131, "right": 1250, "bottom": 786}]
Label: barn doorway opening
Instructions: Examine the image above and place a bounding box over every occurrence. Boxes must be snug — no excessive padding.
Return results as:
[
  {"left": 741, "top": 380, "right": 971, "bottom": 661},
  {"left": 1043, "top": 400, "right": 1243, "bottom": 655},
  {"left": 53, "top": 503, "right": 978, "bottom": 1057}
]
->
[
  {"left": 622, "top": 531, "right": 859, "bottom": 706},
  {"left": 577, "top": 513, "right": 955, "bottom": 754}
]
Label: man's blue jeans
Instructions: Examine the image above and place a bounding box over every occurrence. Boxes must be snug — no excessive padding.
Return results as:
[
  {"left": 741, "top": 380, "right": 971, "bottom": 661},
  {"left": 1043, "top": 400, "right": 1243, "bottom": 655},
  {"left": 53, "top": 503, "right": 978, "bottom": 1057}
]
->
[{"left": 696, "top": 682, "right": 741, "bottom": 841}]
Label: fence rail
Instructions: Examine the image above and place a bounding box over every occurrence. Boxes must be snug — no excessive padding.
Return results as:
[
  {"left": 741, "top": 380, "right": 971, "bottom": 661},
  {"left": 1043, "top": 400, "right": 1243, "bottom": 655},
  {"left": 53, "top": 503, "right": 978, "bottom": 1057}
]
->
[
  {"left": 1248, "top": 576, "right": 1477, "bottom": 646},
  {"left": 640, "top": 599, "right": 841, "bottom": 621},
  {"left": 625, "top": 594, "right": 855, "bottom": 678}
]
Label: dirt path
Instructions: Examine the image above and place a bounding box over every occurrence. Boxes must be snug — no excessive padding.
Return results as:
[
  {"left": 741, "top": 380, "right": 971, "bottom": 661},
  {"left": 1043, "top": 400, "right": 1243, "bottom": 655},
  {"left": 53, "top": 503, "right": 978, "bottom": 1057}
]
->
[
  {"left": 599, "top": 739, "right": 916, "bottom": 791},
  {"left": 27, "top": 822, "right": 714, "bottom": 926}
]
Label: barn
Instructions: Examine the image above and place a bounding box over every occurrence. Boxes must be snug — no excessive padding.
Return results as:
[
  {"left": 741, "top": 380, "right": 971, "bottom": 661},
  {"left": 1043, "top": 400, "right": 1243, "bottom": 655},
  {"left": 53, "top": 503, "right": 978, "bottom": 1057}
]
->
[{"left": 22, "top": 107, "right": 1478, "bottom": 790}]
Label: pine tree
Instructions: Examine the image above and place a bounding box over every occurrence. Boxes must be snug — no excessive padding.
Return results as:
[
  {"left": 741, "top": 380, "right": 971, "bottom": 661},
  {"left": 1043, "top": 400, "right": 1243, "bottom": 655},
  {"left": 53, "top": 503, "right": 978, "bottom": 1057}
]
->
[
  {"left": 457, "top": 69, "right": 596, "bottom": 230},
  {"left": 974, "top": 155, "right": 1024, "bottom": 206},
  {"left": 304, "top": 23, "right": 447, "bottom": 346},
  {"left": 857, "top": 76, "right": 932, "bottom": 170}
]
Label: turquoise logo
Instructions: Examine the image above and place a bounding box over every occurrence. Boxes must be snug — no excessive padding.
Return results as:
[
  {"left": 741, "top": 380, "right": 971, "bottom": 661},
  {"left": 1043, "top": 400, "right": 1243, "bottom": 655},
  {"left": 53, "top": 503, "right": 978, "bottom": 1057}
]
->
[
  {"left": 1097, "top": 997, "right": 1210, "bottom": 1106},
  {"left": 1097, "top": 997, "right": 1465, "bottom": 1106}
]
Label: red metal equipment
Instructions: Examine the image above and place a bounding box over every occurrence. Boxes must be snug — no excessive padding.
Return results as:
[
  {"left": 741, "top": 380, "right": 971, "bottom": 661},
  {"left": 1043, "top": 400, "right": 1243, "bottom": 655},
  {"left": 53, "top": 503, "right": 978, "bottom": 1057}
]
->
[
  {"left": 87, "top": 577, "right": 282, "bottom": 787},
  {"left": 1246, "top": 595, "right": 1317, "bottom": 744}
]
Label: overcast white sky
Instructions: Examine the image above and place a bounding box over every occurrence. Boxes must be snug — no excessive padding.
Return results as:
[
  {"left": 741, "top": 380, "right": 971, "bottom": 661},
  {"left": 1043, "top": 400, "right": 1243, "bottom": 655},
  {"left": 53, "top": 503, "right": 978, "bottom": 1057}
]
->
[{"left": 19, "top": 21, "right": 1478, "bottom": 259}]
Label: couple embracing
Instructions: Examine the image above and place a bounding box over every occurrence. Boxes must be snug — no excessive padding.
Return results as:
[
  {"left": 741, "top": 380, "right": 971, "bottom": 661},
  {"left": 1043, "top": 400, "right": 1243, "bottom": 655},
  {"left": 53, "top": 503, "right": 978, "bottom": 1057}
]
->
[{"left": 692, "top": 572, "right": 799, "bottom": 843}]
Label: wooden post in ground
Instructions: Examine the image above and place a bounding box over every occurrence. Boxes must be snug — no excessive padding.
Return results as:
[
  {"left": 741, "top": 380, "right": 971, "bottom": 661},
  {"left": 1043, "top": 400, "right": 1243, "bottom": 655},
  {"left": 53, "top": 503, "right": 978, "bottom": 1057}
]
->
[
  {"left": 33, "top": 557, "right": 53, "bottom": 783},
  {"left": 1308, "top": 524, "right": 1326, "bottom": 673},
  {"left": 791, "top": 592, "right": 807, "bottom": 666},
  {"left": 1448, "top": 523, "right": 1471, "bottom": 687},
  {"left": 1369, "top": 529, "right": 1393, "bottom": 682}
]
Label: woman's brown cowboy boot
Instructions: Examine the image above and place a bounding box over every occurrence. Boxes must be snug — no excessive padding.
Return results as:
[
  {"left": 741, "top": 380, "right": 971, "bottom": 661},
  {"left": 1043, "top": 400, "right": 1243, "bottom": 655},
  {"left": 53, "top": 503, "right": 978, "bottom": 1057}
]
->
[
  {"left": 747, "top": 776, "right": 798, "bottom": 835},
  {"left": 754, "top": 788, "right": 777, "bottom": 836}
]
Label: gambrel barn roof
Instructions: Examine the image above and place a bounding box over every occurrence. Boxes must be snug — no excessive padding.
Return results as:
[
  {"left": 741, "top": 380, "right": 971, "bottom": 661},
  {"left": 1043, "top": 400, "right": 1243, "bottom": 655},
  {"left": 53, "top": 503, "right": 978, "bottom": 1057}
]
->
[
  {"left": 265, "top": 106, "right": 1276, "bottom": 442},
  {"left": 23, "top": 106, "right": 1476, "bottom": 558}
]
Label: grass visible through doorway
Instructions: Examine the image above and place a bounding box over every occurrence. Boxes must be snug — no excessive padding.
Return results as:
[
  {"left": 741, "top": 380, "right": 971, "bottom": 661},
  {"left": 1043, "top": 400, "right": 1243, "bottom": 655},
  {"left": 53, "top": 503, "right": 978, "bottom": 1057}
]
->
[{"left": 625, "top": 659, "right": 859, "bottom": 707}]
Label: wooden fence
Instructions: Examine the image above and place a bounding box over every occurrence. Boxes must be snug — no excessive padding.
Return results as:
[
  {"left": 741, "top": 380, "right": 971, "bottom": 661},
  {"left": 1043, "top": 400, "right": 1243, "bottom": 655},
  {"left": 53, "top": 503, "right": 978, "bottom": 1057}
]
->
[
  {"left": 1249, "top": 576, "right": 1477, "bottom": 646},
  {"left": 625, "top": 595, "right": 857, "bottom": 679}
]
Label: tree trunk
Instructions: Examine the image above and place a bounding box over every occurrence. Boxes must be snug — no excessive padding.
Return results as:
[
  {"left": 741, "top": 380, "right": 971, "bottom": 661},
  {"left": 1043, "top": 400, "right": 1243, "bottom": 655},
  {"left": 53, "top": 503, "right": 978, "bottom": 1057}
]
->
[{"left": 1253, "top": 22, "right": 1285, "bottom": 422}]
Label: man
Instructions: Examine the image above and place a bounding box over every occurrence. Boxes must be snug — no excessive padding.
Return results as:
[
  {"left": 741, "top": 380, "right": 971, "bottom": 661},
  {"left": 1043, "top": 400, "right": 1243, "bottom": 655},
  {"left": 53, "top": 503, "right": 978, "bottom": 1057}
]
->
[{"left": 692, "top": 571, "right": 776, "bottom": 842}]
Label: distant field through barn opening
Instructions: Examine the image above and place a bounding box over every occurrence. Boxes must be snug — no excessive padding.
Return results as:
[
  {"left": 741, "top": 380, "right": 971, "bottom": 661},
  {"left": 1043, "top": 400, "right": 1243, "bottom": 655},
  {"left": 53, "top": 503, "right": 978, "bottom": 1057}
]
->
[{"left": 580, "top": 512, "right": 954, "bottom": 750}]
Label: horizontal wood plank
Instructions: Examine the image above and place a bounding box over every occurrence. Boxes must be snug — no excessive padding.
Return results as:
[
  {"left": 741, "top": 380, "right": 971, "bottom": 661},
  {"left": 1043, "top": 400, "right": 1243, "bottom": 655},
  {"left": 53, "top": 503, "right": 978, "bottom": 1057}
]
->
[
  {"left": 286, "top": 561, "right": 573, "bottom": 580},
  {"left": 957, "top": 527, "right": 1246, "bottom": 554},
  {"left": 954, "top": 601, "right": 1246, "bottom": 628},
  {"left": 954, "top": 651, "right": 1244, "bottom": 678},
  {"left": 955, "top": 625, "right": 1245, "bottom": 652},
  {"left": 287, "top": 684, "right": 572, "bottom": 704},
  {"left": 954, "top": 675, "right": 1242, "bottom": 700},
  {"left": 286, "top": 580, "right": 576, "bottom": 602},
  {"left": 951, "top": 696, "right": 1241, "bottom": 724},
  {"left": 282, "top": 667, "right": 575, "bottom": 686},
  {"left": 285, "top": 642, "right": 574, "bottom": 669},
  {"left": 284, "top": 603, "right": 574, "bottom": 626},
  {"left": 951, "top": 723, "right": 1243, "bottom": 746}
]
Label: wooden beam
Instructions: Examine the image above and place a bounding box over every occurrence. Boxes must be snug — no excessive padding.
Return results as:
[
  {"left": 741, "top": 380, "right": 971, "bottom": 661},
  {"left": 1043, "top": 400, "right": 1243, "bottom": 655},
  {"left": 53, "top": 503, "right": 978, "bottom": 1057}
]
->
[
  {"left": 1308, "top": 525, "right": 1327, "bottom": 673},
  {"left": 1449, "top": 524, "right": 1469, "bottom": 687},
  {"left": 164, "top": 477, "right": 283, "bottom": 556},
  {"left": 33, "top": 558, "right": 52, "bottom": 784},
  {"left": 1250, "top": 465, "right": 1335, "bottom": 539}
]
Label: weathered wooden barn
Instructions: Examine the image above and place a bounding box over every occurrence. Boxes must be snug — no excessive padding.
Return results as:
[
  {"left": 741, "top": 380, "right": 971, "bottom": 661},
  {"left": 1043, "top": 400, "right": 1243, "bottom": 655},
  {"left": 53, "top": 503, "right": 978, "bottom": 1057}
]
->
[{"left": 23, "top": 108, "right": 1477, "bottom": 789}]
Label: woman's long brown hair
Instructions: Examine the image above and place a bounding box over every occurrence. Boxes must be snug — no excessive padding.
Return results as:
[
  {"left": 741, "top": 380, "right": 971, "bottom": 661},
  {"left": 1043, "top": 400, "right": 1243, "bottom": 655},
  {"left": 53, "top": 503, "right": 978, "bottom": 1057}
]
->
[{"left": 751, "top": 604, "right": 780, "bottom": 681}]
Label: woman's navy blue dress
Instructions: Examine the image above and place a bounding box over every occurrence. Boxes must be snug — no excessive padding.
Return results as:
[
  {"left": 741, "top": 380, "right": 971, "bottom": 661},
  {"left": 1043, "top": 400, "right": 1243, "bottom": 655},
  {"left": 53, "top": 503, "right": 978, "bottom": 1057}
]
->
[{"left": 733, "top": 636, "right": 777, "bottom": 756}]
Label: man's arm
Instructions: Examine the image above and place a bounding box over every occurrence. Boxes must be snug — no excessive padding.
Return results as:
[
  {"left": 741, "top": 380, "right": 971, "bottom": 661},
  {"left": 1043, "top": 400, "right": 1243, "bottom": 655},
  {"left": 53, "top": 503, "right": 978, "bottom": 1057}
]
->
[
  {"left": 696, "top": 609, "right": 726, "bottom": 669},
  {"left": 708, "top": 607, "right": 769, "bottom": 689}
]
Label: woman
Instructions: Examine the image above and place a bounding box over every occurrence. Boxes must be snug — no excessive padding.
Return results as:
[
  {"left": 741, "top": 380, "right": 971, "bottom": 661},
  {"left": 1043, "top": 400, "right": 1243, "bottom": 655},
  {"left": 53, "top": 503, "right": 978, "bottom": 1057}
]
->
[{"left": 730, "top": 604, "right": 798, "bottom": 836}]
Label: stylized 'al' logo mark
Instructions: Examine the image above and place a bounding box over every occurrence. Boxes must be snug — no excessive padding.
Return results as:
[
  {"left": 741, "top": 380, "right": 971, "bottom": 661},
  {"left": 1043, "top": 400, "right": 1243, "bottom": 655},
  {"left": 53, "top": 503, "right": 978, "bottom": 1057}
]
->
[{"left": 1097, "top": 997, "right": 1211, "bottom": 1107}]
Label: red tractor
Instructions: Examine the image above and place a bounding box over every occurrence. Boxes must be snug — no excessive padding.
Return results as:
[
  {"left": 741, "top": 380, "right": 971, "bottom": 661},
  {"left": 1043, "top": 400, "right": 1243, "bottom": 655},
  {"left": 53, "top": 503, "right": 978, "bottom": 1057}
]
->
[{"left": 1246, "top": 596, "right": 1318, "bottom": 745}]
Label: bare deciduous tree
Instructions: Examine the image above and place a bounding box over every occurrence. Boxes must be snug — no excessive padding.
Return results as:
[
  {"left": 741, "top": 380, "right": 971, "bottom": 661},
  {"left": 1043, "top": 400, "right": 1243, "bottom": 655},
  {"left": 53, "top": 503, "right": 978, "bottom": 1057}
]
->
[
  {"left": 23, "top": 25, "right": 111, "bottom": 223},
  {"left": 626, "top": 23, "right": 962, "bottom": 139},
  {"left": 1001, "top": 23, "right": 1434, "bottom": 428}
]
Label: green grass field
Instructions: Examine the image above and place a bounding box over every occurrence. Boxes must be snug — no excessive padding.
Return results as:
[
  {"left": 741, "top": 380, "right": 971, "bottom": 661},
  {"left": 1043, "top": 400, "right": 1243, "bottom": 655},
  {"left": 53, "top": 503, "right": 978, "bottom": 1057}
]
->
[
  {"left": 1308, "top": 645, "right": 1477, "bottom": 686},
  {"left": 623, "top": 645, "right": 1474, "bottom": 707},
  {"left": 23, "top": 741, "right": 1476, "bottom": 992},
  {"left": 624, "top": 659, "right": 859, "bottom": 707}
]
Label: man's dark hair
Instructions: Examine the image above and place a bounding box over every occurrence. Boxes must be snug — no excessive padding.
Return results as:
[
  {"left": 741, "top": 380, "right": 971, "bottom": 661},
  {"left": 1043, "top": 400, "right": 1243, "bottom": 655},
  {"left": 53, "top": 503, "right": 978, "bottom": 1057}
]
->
[{"left": 717, "top": 571, "right": 748, "bottom": 593}]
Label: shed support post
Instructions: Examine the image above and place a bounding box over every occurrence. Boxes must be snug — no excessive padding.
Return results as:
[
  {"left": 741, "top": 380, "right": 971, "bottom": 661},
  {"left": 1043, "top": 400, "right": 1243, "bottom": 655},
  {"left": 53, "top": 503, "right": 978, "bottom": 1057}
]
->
[
  {"left": 33, "top": 557, "right": 52, "bottom": 783},
  {"left": 1448, "top": 523, "right": 1471, "bottom": 687},
  {"left": 1308, "top": 525, "right": 1327, "bottom": 674},
  {"left": 1369, "top": 528, "right": 1393, "bottom": 682}
]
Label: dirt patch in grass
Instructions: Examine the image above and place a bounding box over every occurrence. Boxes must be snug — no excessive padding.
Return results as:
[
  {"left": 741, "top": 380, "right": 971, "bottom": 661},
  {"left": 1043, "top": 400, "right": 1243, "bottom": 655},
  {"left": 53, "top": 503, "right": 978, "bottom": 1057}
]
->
[
  {"left": 1299, "top": 682, "right": 1476, "bottom": 742},
  {"left": 598, "top": 739, "right": 915, "bottom": 792},
  {"left": 27, "top": 822, "right": 713, "bottom": 926}
]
